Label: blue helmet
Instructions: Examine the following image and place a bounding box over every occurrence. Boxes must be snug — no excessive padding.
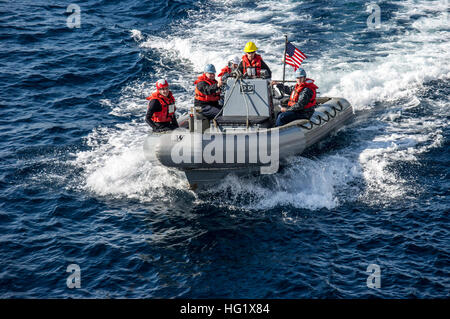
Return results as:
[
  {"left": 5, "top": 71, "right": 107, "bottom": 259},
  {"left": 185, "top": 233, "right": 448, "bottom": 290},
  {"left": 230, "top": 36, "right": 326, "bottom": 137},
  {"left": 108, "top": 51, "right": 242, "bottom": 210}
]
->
[
  {"left": 204, "top": 64, "right": 216, "bottom": 73},
  {"left": 295, "top": 68, "right": 307, "bottom": 78}
]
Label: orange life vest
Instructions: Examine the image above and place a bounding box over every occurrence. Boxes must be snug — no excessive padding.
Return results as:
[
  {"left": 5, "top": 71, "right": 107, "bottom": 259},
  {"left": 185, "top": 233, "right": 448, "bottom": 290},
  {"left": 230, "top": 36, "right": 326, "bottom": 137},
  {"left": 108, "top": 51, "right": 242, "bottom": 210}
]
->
[
  {"left": 194, "top": 74, "right": 220, "bottom": 102},
  {"left": 287, "top": 79, "right": 318, "bottom": 109},
  {"left": 218, "top": 66, "right": 232, "bottom": 78},
  {"left": 241, "top": 53, "right": 262, "bottom": 77},
  {"left": 146, "top": 91, "right": 175, "bottom": 123}
]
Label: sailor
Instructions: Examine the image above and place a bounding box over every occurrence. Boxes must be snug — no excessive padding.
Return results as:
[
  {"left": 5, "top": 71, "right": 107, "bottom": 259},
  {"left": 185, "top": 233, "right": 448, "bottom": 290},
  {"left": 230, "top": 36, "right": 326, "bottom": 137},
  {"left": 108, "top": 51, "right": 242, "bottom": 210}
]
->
[
  {"left": 194, "top": 64, "right": 222, "bottom": 119},
  {"left": 218, "top": 56, "right": 240, "bottom": 82},
  {"left": 238, "top": 41, "right": 272, "bottom": 79},
  {"left": 275, "top": 68, "right": 318, "bottom": 127},
  {"left": 145, "top": 79, "right": 179, "bottom": 132}
]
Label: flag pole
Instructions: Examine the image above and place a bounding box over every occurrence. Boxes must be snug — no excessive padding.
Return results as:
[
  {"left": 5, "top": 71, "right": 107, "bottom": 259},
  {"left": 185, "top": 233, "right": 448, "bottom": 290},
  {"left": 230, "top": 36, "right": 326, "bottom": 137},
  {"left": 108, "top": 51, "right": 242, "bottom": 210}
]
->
[{"left": 282, "top": 35, "right": 288, "bottom": 85}]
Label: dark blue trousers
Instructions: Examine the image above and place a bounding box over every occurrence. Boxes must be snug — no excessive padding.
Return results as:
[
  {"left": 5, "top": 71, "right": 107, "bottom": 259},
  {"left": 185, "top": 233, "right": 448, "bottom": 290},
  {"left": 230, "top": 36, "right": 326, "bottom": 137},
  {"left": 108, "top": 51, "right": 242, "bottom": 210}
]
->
[
  {"left": 276, "top": 109, "right": 314, "bottom": 127},
  {"left": 201, "top": 105, "right": 221, "bottom": 119}
]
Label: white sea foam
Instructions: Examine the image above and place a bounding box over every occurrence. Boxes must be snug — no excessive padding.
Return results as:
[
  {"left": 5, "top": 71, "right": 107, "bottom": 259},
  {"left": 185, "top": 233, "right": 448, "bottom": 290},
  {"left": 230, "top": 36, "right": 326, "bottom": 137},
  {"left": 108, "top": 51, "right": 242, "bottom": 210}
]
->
[
  {"left": 203, "top": 155, "right": 360, "bottom": 210},
  {"left": 73, "top": 0, "right": 449, "bottom": 209},
  {"left": 74, "top": 122, "right": 189, "bottom": 201},
  {"left": 139, "top": 0, "right": 301, "bottom": 78}
]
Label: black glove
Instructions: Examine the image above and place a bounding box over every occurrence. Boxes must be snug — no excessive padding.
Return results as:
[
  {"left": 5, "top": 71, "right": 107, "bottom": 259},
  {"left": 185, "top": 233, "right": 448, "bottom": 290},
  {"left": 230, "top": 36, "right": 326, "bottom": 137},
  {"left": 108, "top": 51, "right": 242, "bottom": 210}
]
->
[
  {"left": 260, "top": 70, "right": 270, "bottom": 79},
  {"left": 231, "top": 69, "right": 242, "bottom": 79},
  {"left": 280, "top": 97, "right": 290, "bottom": 107}
]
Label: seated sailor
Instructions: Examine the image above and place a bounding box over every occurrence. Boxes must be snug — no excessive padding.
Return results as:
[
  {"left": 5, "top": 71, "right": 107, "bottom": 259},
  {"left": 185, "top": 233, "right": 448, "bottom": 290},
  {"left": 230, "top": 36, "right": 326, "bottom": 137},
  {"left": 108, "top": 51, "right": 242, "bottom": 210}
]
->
[
  {"left": 238, "top": 41, "right": 272, "bottom": 79},
  {"left": 145, "top": 79, "right": 179, "bottom": 132},
  {"left": 275, "top": 68, "right": 318, "bottom": 127},
  {"left": 194, "top": 64, "right": 223, "bottom": 119}
]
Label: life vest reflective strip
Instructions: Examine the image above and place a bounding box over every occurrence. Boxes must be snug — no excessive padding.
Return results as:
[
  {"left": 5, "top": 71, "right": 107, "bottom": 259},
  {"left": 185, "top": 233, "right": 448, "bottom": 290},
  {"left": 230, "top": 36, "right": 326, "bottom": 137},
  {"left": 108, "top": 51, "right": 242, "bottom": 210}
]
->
[
  {"left": 287, "top": 79, "right": 318, "bottom": 109},
  {"left": 146, "top": 91, "right": 175, "bottom": 122},
  {"left": 194, "top": 74, "right": 220, "bottom": 102},
  {"left": 218, "top": 66, "right": 232, "bottom": 78},
  {"left": 241, "top": 54, "right": 262, "bottom": 76}
]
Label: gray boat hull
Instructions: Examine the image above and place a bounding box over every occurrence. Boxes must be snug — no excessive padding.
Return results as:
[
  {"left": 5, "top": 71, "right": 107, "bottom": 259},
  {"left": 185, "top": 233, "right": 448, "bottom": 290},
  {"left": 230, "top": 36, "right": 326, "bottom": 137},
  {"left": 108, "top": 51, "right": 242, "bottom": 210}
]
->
[{"left": 144, "top": 97, "right": 354, "bottom": 188}]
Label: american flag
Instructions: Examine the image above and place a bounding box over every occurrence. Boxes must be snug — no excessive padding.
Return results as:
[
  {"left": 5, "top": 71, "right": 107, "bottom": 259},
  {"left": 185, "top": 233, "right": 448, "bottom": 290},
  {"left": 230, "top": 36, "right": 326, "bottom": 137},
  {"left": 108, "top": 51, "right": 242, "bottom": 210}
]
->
[{"left": 284, "top": 41, "right": 307, "bottom": 70}]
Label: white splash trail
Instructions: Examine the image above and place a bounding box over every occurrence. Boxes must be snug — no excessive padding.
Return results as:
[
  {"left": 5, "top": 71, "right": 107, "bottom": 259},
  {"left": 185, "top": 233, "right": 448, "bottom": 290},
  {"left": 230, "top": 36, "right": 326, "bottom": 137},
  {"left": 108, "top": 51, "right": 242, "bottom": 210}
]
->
[{"left": 72, "top": 0, "right": 449, "bottom": 209}]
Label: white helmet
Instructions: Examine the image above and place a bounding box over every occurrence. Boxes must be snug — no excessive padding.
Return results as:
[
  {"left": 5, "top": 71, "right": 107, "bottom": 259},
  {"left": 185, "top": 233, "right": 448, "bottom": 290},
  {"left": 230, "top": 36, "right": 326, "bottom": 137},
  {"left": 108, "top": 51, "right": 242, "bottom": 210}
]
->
[{"left": 229, "top": 56, "right": 240, "bottom": 65}]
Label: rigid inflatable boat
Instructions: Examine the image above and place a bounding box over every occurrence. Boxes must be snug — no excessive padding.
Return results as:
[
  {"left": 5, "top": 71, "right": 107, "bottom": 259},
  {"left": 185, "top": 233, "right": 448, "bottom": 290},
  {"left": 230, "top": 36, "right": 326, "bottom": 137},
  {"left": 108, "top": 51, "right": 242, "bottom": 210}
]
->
[{"left": 144, "top": 76, "right": 354, "bottom": 188}]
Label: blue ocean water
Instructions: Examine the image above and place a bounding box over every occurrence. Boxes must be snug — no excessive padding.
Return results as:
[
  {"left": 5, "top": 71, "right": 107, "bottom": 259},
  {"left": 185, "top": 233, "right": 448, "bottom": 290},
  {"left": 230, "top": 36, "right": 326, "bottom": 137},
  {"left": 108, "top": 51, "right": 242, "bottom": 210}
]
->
[{"left": 0, "top": 0, "right": 449, "bottom": 298}]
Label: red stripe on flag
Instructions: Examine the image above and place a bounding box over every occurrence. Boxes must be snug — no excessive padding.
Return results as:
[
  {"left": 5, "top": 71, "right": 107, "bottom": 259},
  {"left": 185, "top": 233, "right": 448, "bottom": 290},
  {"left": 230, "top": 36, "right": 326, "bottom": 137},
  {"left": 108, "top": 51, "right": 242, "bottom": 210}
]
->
[
  {"left": 291, "top": 55, "right": 303, "bottom": 65},
  {"left": 296, "top": 50, "right": 307, "bottom": 59},
  {"left": 286, "top": 57, "right": 301, "bottom": 66},
  {"left": 285, "top": 60, "right": 298, "bottom": 69},
  {"left": 294, "top": 50, "right": 306, "bottom": 59},
  {"left": 285, "top": 61, "right": 296, "bottom": 68},
  {"left": 285, "top": 57, "right": 299, "bottom": 66},
  {"left": 294, "top": 53, "right": 306, "bottom": 62}
]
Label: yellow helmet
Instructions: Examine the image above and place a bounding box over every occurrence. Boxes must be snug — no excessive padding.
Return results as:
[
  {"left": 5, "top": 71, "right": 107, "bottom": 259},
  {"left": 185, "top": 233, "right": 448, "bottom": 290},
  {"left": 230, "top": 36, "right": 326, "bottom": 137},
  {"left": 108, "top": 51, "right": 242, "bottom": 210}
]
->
[{"left": 244, "top": 41, "right": 258, "bottom": 53}]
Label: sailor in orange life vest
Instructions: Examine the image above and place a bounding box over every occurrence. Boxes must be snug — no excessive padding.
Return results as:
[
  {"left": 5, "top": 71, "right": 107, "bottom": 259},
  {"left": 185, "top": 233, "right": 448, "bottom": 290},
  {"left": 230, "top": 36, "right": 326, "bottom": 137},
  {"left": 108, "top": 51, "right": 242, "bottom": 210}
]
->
[
  {"left": 194, "top": 64, "right": 223, "bottom": 119},
  {"left": 145, "top": 79, "right": 179, "bottom": 132},
  {"left": 238, "top": 41, "right": 271, "bottom": 79},
  {"left": 275, "top": 68, "right": 318, "bottom": 127},
  {"left": 218, "top": 56, "right": 240, "bottom": 82}
]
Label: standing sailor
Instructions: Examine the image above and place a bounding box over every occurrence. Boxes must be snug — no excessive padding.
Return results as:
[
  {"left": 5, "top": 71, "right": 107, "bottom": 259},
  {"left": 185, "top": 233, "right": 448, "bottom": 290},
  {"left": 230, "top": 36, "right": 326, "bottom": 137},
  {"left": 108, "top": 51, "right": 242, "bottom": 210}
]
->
[
  {"left": 194, "top": 64, "right": 223, "bottom": 119},
  {"left": 145, "top": 79, "right": 178, "bottom": 132},
  {"left": 218, "top": 56, "right": 240, "bottom": 82},
  {"left": 217, "top": 56, "right": 240, "bottom": 106},
  {"left": 275, "top": 68, "right": 317, "bottom": 127},
  {"left": 238, "top": 41, "right": 271, "bottom": 78}
]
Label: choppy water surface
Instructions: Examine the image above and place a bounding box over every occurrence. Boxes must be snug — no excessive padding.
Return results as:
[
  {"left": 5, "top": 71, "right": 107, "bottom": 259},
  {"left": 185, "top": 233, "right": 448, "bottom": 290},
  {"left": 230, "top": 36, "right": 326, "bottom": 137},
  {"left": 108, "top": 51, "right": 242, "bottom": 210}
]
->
[{"left": 0, "top": 0, "right": 448, "bottom": 298}]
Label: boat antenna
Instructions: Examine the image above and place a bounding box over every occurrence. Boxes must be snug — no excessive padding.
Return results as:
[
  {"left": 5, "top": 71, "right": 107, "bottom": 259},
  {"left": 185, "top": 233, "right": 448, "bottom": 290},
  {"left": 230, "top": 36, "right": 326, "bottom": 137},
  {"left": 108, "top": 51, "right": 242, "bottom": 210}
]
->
[
  {"left": 282, "top": 35, "right": 288, "bottom": 85},
  {"left": 238, "top": 78, "right": 251, "bottom": 130}
]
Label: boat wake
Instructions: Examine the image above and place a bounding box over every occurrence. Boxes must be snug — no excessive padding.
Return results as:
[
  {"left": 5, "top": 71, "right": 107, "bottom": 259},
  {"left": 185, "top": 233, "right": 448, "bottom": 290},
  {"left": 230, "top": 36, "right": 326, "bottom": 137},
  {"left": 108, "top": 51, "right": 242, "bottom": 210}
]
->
[{"left": 71, "top": 0, "right": 449, "bottom": 210}]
